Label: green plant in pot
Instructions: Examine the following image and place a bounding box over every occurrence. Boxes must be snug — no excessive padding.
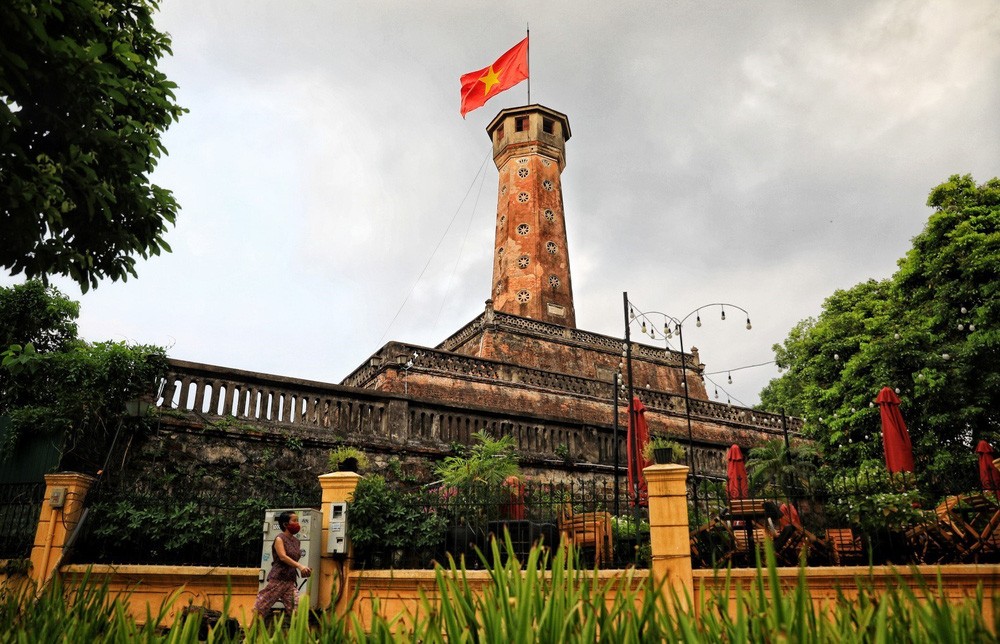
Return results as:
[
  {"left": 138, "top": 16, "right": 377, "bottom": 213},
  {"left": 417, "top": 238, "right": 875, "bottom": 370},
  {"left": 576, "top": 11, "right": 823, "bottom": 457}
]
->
[
  {"left": 643, "top": 437, "right": 686, "bottom": 465},
  {"left": 328, "top": 445, "right": 369, "bottom": 473}
]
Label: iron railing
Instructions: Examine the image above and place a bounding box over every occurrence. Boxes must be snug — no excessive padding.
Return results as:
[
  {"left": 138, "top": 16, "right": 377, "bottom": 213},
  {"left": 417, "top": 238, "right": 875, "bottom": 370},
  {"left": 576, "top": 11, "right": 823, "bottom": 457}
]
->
[
  {"left": 349, "top": 479, "right": 650, "bottom": 570},
  {"left": 68, "top": 482, "right": 320, "bottom": 568},
  {"left": 688, "top": 470, "right": 998, "bottom": 568},
  {"left": 0, "top": 481, "right": 46, "bottom": 559}
]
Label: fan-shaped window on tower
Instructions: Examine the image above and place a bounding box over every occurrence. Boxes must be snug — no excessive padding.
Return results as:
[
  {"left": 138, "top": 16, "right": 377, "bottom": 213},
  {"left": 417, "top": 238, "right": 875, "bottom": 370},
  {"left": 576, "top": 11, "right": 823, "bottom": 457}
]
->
[
  {"left": 517, "top": 255, "right": 530, "bottom": 269},
  {"left": 501, "top": 186, "right": 507, "bottom": 195},
  {"left": 499, "top": 215, "right": 505, "bottom": 227},
  {"left": 517, "top": 157, "right": 528, "bottom": 164},
  {"left": 517, "top": 224, "right": 530, "bottom": 236},
  {"left": 496, "top": 282, "right": 503, "bottom": 295},
  {"left": 546, "top": 241, "right": 557, "bottom": 254},
  {"left": 518, "top": 167, "right": 529, "bottom": 179},
  {"left": 517, "top": 192, "right": 529, "bottom": 203},
  {"left": 516, "top": 289, "right": 531, "bottom": 303},
  {"left": 544, "top": 209, "right": 555, "bottom": 222},
  {"left": 542, "top": 159, "right": 551, "bottom": 167},
  {"left": 543, "top": 180, "right": 553, "bottom": 191},
  {"left": 548, "top": 275, "right": 560, "bottom": 288}
]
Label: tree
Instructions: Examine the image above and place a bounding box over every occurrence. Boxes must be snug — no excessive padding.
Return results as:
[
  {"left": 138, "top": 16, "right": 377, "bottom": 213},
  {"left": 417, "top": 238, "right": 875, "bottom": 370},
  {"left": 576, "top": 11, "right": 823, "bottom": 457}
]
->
[
  {"left": 0, "top": 0, "right": 185, "bottom": 292},
  {"left": 759, "top": 175, "right": 1000, "bottom": 490},
  {"left": 0, "top": 281, "right": 167, "bottom": 474},
  {"left": 745, "top": 438, "right": 819, "bottom": 494}
]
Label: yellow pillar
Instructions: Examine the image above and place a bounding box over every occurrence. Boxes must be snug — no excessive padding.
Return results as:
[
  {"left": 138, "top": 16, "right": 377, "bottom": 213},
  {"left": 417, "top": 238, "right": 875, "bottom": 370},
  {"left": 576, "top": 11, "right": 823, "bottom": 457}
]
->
[
  {"left": 317, "top": 472, "right": 361, "bottom": 613},
  {"left": 645, "top": 463, "right": 693, "bottom": 610},
  {"left": 29, "top": 472, "right": 96, "bottom": 587}
]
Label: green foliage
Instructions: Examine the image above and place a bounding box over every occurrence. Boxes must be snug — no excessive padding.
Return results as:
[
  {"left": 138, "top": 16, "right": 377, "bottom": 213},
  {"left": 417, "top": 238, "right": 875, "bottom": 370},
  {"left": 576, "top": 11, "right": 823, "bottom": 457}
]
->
[
  {"left": 347, "top": 475, "right": 447, "bottom": 556},
  {"left": 642, "top": 436, "right": 686, "bottom": 463},
  {"left": 759, "top": 175, "right": 999, "bottom": 489},
  {"left": 825, "top": 462, "right": 925, "bottom": 536},
  {"left": 435, "top": 431, "right": 520, "bottom": 489},
  {"left": 0, "top": 0, "right": 185, "bottom": 291},
  {"left": 0, "top": 281, "right": 167, "bottom": 466},
  {"left": 0, "top": 280, "right": 78, "bottom": 352},
  {"left": 327, "top": 445, "right": 369, "bottom": 472},
  {"left": 746, "top": 438, "right": 819, "bottom": 494},
  {"left": 0, "top": 540, "right": 996, "bottom": 641}
]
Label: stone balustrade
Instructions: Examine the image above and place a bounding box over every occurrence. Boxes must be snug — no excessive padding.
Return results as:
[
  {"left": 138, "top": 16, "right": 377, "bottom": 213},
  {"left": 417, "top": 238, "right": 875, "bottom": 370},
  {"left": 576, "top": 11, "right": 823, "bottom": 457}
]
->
[{"left": 159, "top": 358, "right": 800, "bottom": 478}]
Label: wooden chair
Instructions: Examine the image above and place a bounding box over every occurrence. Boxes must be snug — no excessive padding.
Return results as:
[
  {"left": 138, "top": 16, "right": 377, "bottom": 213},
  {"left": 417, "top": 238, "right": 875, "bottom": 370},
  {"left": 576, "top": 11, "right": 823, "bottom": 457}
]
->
[
  {"left": 826, "top": 528, "right": 864, "bottom": 565},
  {"left": 559, "top": 511, "right": 613, "bottom": 565}
]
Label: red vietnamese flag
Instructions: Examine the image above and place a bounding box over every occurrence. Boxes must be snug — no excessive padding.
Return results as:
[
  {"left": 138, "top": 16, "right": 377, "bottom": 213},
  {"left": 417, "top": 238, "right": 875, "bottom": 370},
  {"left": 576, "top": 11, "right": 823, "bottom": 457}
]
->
[{"left": 460, "top": 38, "right": 529, "bottom": 117}]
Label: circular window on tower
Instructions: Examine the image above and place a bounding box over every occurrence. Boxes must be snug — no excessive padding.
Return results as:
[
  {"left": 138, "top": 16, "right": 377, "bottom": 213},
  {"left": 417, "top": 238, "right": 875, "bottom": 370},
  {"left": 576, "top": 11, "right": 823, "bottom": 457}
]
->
[
  {"left": 543, "top": 180, "right": 554, "bottom": 191},
  {"left": 544, "top": 209, "right": 555, "bottom": 222},
  {"left": 498, "top": 246, "right": 505, "bottom": 254},
  {"left": 517, "top": 255, "right": 530, "bottom": 269},
  {"left": 546, "top": 241, "right": 557, "bottom": 254},
  {"left": 549, "top": 275, "right": 560, "bottom": 288},
  {"left": 517, "top": 167, "right": 529, "bottom": 179},
  {"left": 517, "top": 224, "right": 530, "bottom": 236},
  {"left": 516, "top": 289, "right": 531, "bottom": 303},
  {"left": 517, "top": 192, "right": 530, "bottom": 203}
]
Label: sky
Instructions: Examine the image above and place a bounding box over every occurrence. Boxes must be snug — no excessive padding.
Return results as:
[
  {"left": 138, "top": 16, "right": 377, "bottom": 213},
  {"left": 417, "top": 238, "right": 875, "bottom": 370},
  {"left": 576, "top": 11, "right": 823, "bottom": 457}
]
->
[{"left": 4, "top": 0, "right": 999, "bottom": 407}]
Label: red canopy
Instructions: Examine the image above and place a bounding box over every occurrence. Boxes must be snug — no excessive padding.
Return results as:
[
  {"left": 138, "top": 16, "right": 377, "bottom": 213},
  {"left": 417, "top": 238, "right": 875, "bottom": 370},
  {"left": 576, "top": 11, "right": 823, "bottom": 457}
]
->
[
  {"left": 976, "top": 440, "right": 1000, "bottom": 493},
  {"left": 726, "top": 444, "right": 749, "bottom": 500},
  {"left": 627, "top": 397, "right": 652, "bottom": 507},
  {"left": 876, "top": 387, "right": 914, "bottom": 474}
]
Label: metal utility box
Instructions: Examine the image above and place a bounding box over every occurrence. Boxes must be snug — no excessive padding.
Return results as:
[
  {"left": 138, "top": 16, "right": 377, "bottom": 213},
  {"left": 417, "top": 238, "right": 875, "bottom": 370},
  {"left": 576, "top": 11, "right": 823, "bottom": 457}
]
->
[
  {"left": 258, "top": 508, "right": 322, "bottom": 609},
  {"left": 327, "top": 502, "right": 348, "bottom": 554}
]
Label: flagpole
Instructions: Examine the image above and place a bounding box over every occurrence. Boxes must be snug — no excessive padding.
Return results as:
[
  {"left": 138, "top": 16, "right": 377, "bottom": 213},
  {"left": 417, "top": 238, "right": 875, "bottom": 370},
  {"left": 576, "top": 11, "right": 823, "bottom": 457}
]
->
[{"left": 526, "top": 25, "right": 530, "bottom": 104}]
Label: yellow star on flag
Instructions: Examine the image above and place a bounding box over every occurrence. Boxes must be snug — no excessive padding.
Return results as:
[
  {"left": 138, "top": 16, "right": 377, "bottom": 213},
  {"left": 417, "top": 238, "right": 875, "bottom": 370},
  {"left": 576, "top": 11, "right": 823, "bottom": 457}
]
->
[{"left": 479, "top": 66, "right": 503, "bottom": 96}]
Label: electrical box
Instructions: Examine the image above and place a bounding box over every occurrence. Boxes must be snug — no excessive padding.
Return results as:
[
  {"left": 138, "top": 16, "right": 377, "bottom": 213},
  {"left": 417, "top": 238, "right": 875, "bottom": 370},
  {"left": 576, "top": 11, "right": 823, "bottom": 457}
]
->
[
  {"left": 259, "top": 508, "right": 322, "bottom": 609},
  {"left": 327, "top": 502, "right": 348, "bottom": 554},
  {"left": 49, "top": 487, "right": 67, "bottom": 509}
]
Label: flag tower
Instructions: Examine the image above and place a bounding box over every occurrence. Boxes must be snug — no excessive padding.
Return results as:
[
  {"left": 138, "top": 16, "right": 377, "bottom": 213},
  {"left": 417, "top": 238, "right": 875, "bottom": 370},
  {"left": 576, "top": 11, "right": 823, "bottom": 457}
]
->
[{"left": 486, "top": 105, "right": 576, "bottom": 328}]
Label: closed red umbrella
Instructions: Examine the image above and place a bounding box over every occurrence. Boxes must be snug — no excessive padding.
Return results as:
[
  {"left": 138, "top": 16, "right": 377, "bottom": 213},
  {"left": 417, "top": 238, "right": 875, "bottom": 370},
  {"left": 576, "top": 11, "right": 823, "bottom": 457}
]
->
[
  {"left": 501, "top": 475, "right": 526, "bottom": 520},
  {"left": 779, "top": 502, "right": 802, "bottom": 529},
  {"left": 876, "top": 387, "right": 914, "bottom": 474},
  {"left": 627, "top": 397, "right": 652, "bottom": 507},
  {"left": 726, "top": 444, "right": 749, "bottom": 500},
  {"left": 976, "top": 440, "right": 1000, "bottom": 493}
]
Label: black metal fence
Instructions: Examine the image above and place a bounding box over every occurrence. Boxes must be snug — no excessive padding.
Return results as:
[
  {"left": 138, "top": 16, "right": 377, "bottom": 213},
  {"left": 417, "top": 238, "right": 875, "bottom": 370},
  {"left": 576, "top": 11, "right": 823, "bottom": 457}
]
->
[
  {"left": 67, "top": 482, "right": 320, "bottom": 568},
  {"left": 688, "top": 469, "right": 1000, "bottom": 569},
  {"left": 349, "top": 479, "right": 650, "bottom": 570},
  {"left": 0, "top": 481, "right": 46, "bottom": 560}
]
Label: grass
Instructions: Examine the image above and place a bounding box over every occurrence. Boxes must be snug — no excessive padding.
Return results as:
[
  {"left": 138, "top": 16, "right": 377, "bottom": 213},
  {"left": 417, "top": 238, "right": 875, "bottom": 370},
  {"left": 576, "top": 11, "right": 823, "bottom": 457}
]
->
[{"left": 0, "top": 538, "right": 996, "bottom": 642}]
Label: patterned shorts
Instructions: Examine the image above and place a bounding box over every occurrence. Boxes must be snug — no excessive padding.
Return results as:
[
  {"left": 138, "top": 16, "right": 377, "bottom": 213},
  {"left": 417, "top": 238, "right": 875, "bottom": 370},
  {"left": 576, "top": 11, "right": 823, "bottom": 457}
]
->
[{"left": 254, "top": 579, "right": 298, "bottom": 617}]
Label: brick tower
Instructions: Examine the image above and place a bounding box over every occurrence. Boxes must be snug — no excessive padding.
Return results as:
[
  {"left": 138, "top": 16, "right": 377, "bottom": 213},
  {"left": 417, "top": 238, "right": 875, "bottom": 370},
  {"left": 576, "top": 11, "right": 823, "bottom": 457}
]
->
[{"left": 486, "top": 105, "right": 576, "bottom": 328}]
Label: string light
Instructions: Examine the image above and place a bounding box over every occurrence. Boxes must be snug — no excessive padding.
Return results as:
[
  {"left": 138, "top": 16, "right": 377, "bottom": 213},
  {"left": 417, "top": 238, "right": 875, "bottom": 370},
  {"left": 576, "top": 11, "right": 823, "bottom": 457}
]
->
[
  {"left": 696, "top": 314, "right": 702, "bottom": 327},
  {"left": 720, "top": 307, "right": 726, "bottom": 321},
  {"left": 745, "top": 317, "right": 752, "bottom": 330},
  {"left": 727, "top": 372, "right": 732, "bottom": 384}
]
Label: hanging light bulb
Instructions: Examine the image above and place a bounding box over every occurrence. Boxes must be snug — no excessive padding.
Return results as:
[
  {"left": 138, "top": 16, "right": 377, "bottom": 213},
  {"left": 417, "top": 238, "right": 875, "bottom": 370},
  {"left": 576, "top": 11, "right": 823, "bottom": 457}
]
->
[
  {"left": 696, "top": 314, "right": 702, "bottom": 327},
  {"left": 918, "top": 373, "right": 925, "bottom": 380},
  {"left": 834, "top": 353, "right": 840, "bottom": 361},
  {"left": 727, "top": 372, "right": 733, "bottom": 384},
  {"left": 714, "top": 387, "right": 719, "bottom": 399},
  {"left": 720, "top": 307, "right": 726, "bottom": 321},
  {"left": 663, "top": 322, "right": 669, "bottom": 336},
  {"left": 961, "top": 306, "right": 968, "bottom": 314},
  {"left": 942, "top": 353, "right": 951, "bottom": 360},
  {"left": 957, "top": 323, "right": 964, "bottom": 331},
  {"left": 630, "top": 307, "right": 636, "bottom": 319},
  {"left": 675, "top": 323, "right": 682, "bottom": 335},
  {"left": 894, "top": 387, "right": 900, "bottom": 394},
  {"left": 894, "top": 333, "right": 900, "bottom": 340},
  {"left": 969, "top": 324, "right": 976, "bottom": 331},
  {"left": 640, "top": 321, "right": 647, "bottom": 334},
  {"left": 745, "top": 317, "right": 752, "bottom": 331},
  {"left": 869, "top": 402, "right": 874, "bottom": 407}
]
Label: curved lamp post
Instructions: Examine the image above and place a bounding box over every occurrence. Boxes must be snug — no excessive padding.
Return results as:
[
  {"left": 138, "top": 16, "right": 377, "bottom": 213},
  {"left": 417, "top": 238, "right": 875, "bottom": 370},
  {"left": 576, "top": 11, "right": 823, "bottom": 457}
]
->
[{"left": 621, "top": 292, "right": 752, "bottom": 523}]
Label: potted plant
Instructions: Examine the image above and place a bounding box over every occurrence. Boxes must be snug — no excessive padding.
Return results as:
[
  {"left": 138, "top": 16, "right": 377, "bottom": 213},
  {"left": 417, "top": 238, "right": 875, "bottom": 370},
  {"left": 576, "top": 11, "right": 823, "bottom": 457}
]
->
[
  {"left": 328, "top": 445, "right": 370, "bottom": 473},
  {"left": 643, "top": 437, "right": 686, "bottom": 465}
]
